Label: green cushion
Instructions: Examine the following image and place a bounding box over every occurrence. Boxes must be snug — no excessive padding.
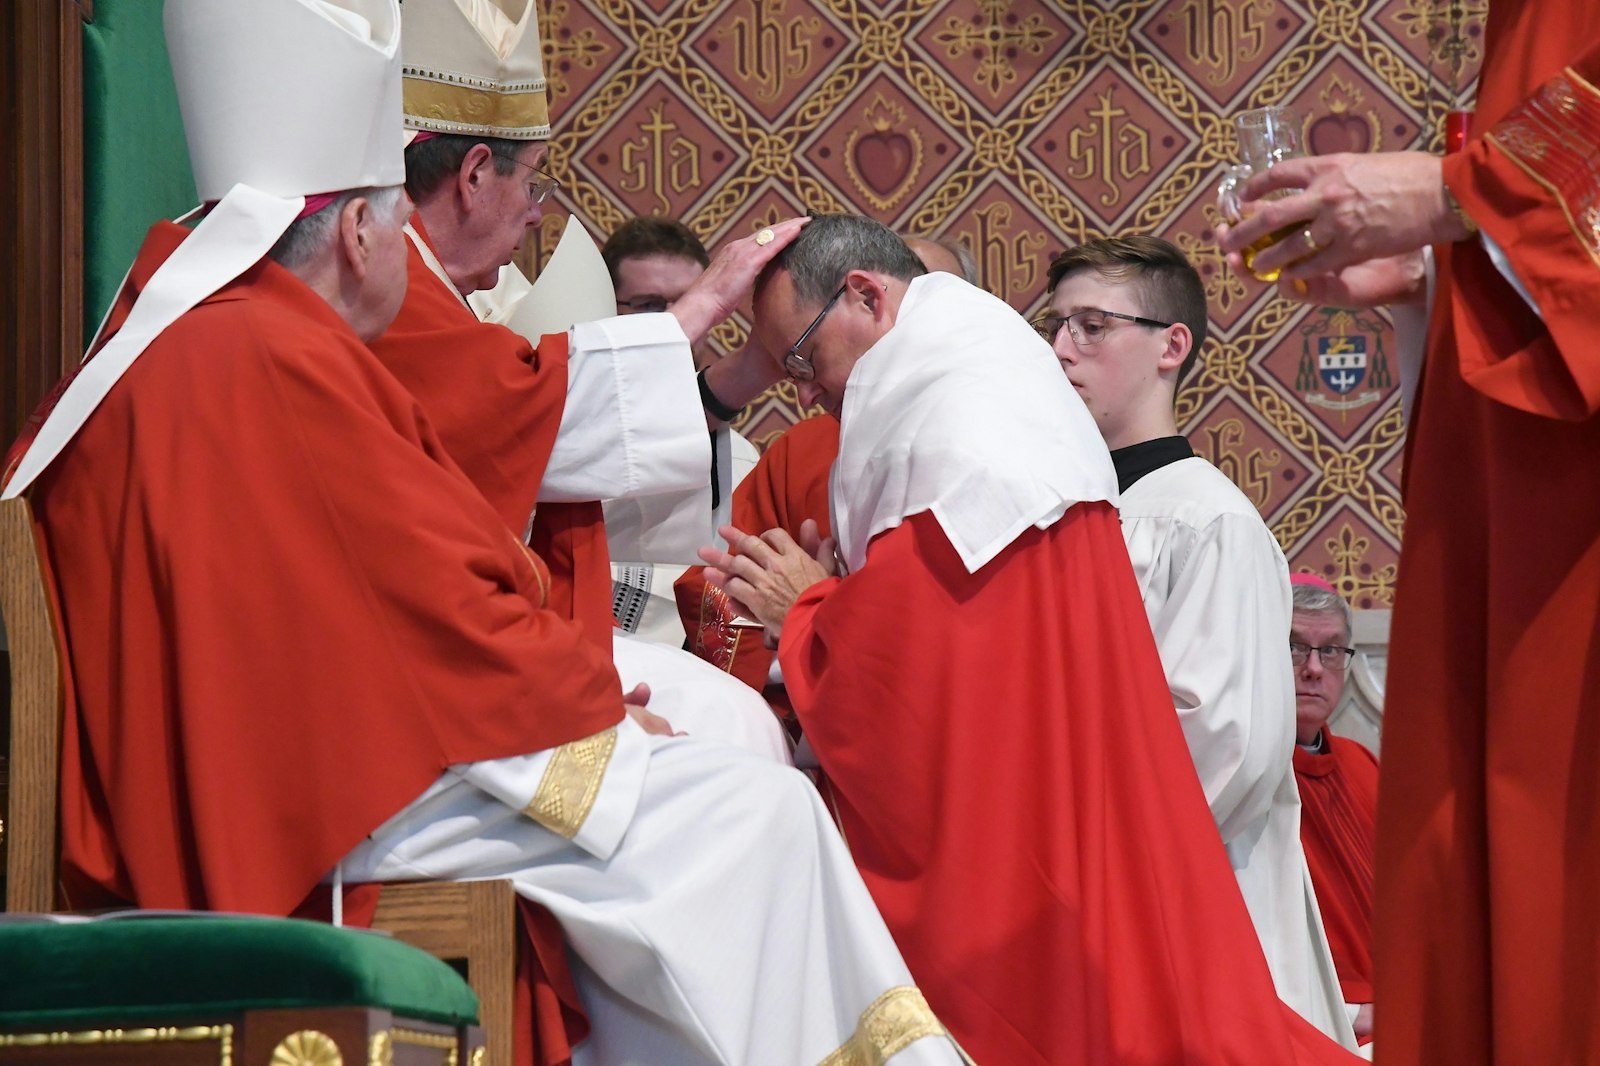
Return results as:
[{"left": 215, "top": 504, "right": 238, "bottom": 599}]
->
[{"left": 0, "top": 916, "right": 478, "bottom": 1029}]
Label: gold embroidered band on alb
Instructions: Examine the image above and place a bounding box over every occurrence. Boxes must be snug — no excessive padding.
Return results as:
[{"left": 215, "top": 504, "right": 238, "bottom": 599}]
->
[
  {"left": 816, "top": 986, "right": 947, "bottom": 1066},
  {"left": 524, "top": 727, "right": 617, "bottom": 838}
]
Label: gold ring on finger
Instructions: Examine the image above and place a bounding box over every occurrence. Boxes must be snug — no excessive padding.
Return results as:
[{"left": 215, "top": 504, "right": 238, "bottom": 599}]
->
[{"left": 755, "top": 228, "right": 775, "bottom": 246}]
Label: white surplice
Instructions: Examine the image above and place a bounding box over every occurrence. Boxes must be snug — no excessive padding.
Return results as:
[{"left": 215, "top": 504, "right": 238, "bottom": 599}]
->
[
  {"left": 462, "top": 254, "right": 709, "bottom": 513},
  {"left": 339, "top": 715, "right": 960, "bottom": 1065},
  {"left": 461, "top": 257, "right": 786, "bottom": 762},
  {"left": 1119, "top": 454, "right": 1355, "bottom": 1048},
  {"left": 832, "top": 272, "right": 1115, "bottom": 576},
  {"left": 606, "top": 429, "right": 761, "bottom": 648},
  {"left": 611, "top": 627, "right": 791, "bottom": 764}
]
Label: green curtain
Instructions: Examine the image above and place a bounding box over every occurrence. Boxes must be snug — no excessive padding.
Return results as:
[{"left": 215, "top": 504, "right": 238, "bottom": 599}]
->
[{"left": 81, "top": 0, "right": 196, "bottom": 341}]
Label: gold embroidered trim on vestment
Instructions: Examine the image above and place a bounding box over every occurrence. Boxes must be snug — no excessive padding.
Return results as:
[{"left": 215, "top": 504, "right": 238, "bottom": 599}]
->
[
  {"left": 403, "top": 77, "right": 550, "bottom": 139},
  {"left": 524, "top": 726, "right": 617, "bottom": 838},
  {"left": 514, "top": 539, "right": 551, "bottom": 608},
  {"left": 1486, "top": 67, "right": 1600, "bottom": 269},
  {"left": 815, "top": 986, "right": 946, "bottom": 1066}
]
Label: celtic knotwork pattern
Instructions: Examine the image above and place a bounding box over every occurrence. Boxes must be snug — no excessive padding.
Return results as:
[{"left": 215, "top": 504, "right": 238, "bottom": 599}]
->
[
  {"left": 929, "top": 0, "right": 1061, "bottom": 97},
  {"left": 530, "top": 0, "right": 1484, "bottom": 591}
]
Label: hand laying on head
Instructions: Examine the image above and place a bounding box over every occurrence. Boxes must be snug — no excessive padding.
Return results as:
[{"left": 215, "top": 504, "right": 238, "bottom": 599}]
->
[
  {"left": 671, "top": 216, "right": 811, "bottom": 345},
  {"left": 698, "top": 519, "right": 836, "bottom": 645},
  {"left": 1215, "top": 151, "right": 1472, "bottom": 295}
]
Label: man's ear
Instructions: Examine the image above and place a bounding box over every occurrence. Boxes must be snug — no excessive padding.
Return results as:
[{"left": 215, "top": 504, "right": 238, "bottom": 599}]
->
[
  {"left": 845, "top": 269, "right": 890, "bottom": 321},
  {"left": 455, "top": 142, "right": 497, "bottom": 210},
  {"left": 337, "top": 195, "right": 371, "bottom": 280},
  {"left": 1158, "top": 322, "right": 1192, "bottom": 373}
]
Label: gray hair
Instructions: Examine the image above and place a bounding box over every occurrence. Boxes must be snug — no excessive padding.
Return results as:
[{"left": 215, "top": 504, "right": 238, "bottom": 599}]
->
[
  {"left": 758, "top": 214, "right": 926, "bottom": 305},
  {"left": 404, "top": 133, "right": 524, "bottom": 200},
  {"left": 908, "top": 234, "right": 979, "bottom": 285},
  {"left": 1291, "top": 582, "right": 1353, "bottom": 643},
  {"left": 268, "top": 184, "right": 405, "bottom": 270}
]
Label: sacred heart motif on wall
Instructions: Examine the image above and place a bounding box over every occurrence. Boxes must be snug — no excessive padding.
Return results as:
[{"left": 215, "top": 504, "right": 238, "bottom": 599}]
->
[
  {"left": 1294, "top": 72, "right": 1409, "bottom": 157},
  {"left": 1308, "top": 108, "right": 1376, "bottom": 155},
  {"left": 843, "top": 93, "right": 925, "bottom": 213}
]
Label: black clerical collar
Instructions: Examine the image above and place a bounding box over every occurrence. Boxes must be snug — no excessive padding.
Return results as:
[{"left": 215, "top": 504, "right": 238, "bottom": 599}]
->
[
  {"left": 1297, "top": 730, "right": 1330, "bottom": 755},
  {"left": 1109, "top": 435, "right": 1194, "bottom": 493}
]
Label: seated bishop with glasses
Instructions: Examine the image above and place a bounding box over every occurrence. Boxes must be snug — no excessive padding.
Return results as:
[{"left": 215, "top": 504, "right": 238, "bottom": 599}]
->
[{"left": 1290, "top": 573, "right": 1380, "bottom": 1048}]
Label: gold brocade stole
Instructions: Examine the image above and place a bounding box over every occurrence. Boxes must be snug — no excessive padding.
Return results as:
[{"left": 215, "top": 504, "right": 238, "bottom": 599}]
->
[
  {"left": 816, "top": 986, "right": 953, "bottom": 1066},
  {"left": 522, "top": 727, "right": 617, "bottom": 839}
]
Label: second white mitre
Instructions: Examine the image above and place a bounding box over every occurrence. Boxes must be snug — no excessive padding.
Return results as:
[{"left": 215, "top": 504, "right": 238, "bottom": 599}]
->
[{"left": 401, "top": 0, "right": 550, "bottom": 139}]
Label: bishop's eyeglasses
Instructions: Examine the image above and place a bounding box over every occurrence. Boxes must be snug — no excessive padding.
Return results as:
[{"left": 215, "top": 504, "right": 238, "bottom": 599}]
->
[
  {"left": 1030, "top": 308, "right": 1172, "bottom": 347},
  {"left": 1289, "top": 641, "right": 1357, "bottom": 672},
  {"left": 782, "top": 283, "right": 848, "bottom": 382},
  {"left": 494, "top": 154, "right": 562, "bottom": 204}
]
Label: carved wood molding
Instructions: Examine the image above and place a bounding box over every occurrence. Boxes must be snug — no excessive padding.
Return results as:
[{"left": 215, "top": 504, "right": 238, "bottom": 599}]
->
[
  {"left": 1330, "top": 607, "right": 1390, "bottom": 756},
  {"left": 1, "top": 2, "right": 83, "bottom": 448}
]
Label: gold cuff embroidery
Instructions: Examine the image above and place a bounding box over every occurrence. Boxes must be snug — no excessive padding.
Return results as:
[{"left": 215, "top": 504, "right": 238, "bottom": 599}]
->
[
  {"left": 1486, "top": 67, "right": 1600, "bottom": 267},
  {"left": 1442, "top": 181, "right": 1478, "bottom": 238},
  {"left": 815, "top": 986, "right": 946, "bottom": 1066},
  {"left": 403, "top": 78, "right": 551, "bottom": 140},
  {"left": 524, "top": 727, "right": 617, "bottom": 838}
]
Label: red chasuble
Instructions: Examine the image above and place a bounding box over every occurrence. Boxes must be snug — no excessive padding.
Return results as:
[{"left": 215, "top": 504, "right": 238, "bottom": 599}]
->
[
  {"left": 1294, "top": 736, "right": 1378, "bottom": 1006},
  {"left": 676, "top": 413, "right": 839, "bottom": 690},
  {"left": 8, "top": 224, "right": 622, "bottom": 1065},
  {"left": 368, "top": 218, "right": 614, "bottom": 656},
  {"left": 780, "top": 505, "right": 1357, "bottom": 1064},
  {"left": 1375, "top": 7, "right": 1600, "bottom": 1062}
]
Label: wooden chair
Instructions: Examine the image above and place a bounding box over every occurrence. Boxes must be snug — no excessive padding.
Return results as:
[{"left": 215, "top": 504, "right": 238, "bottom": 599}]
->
[
  {"left": 1, "top": 496, "right": 517, "bottom": 1065},
  {"left": 371, "top": 879, "right": 518, "bottom": 1066}
]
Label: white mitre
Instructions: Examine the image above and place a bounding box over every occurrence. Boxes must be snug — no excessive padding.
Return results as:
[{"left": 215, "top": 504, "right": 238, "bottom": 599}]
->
[
  {"left": 401, "top": 0, "right": 550, "bottom": 140},
  {"left": 173, "top": 0, "right": 404, "bottom": 200},
  {"left": 3, "top": 0, "right": 404, "bottom": 500}
]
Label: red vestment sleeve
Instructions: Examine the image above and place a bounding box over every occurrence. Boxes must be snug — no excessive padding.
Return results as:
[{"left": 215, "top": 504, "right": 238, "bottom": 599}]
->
[
  {"left": 781, "top": 505, "right": 1356, "bottom": 1064},
  {"left": 1440, "top": 32, "right": 1600, "bottom": 420},
  {"left": 675, "top": 415, "right": 839, "bottom": 689},
  {"left": 525, "top": 500, "right": 615, "bottom": 655},
  {"left": 369, "top": 219, "right": 568, "bottom": 534},
  {"left": 369, "top": 223, "right": 615, "bottom": 657}
]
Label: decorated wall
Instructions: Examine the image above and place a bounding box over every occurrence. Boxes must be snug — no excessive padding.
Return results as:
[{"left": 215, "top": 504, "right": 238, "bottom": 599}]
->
[{"left": 522, "top": 0, "right": 1485, "bottom": 608}]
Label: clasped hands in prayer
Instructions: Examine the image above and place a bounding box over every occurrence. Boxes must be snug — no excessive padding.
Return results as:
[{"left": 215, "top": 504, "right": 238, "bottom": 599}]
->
[
  {"left": 676, "top": 216, "right": 810, "bottom": 428},
  {"left": 699, "top": 519, "right": 837, "bottom": 648}
]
